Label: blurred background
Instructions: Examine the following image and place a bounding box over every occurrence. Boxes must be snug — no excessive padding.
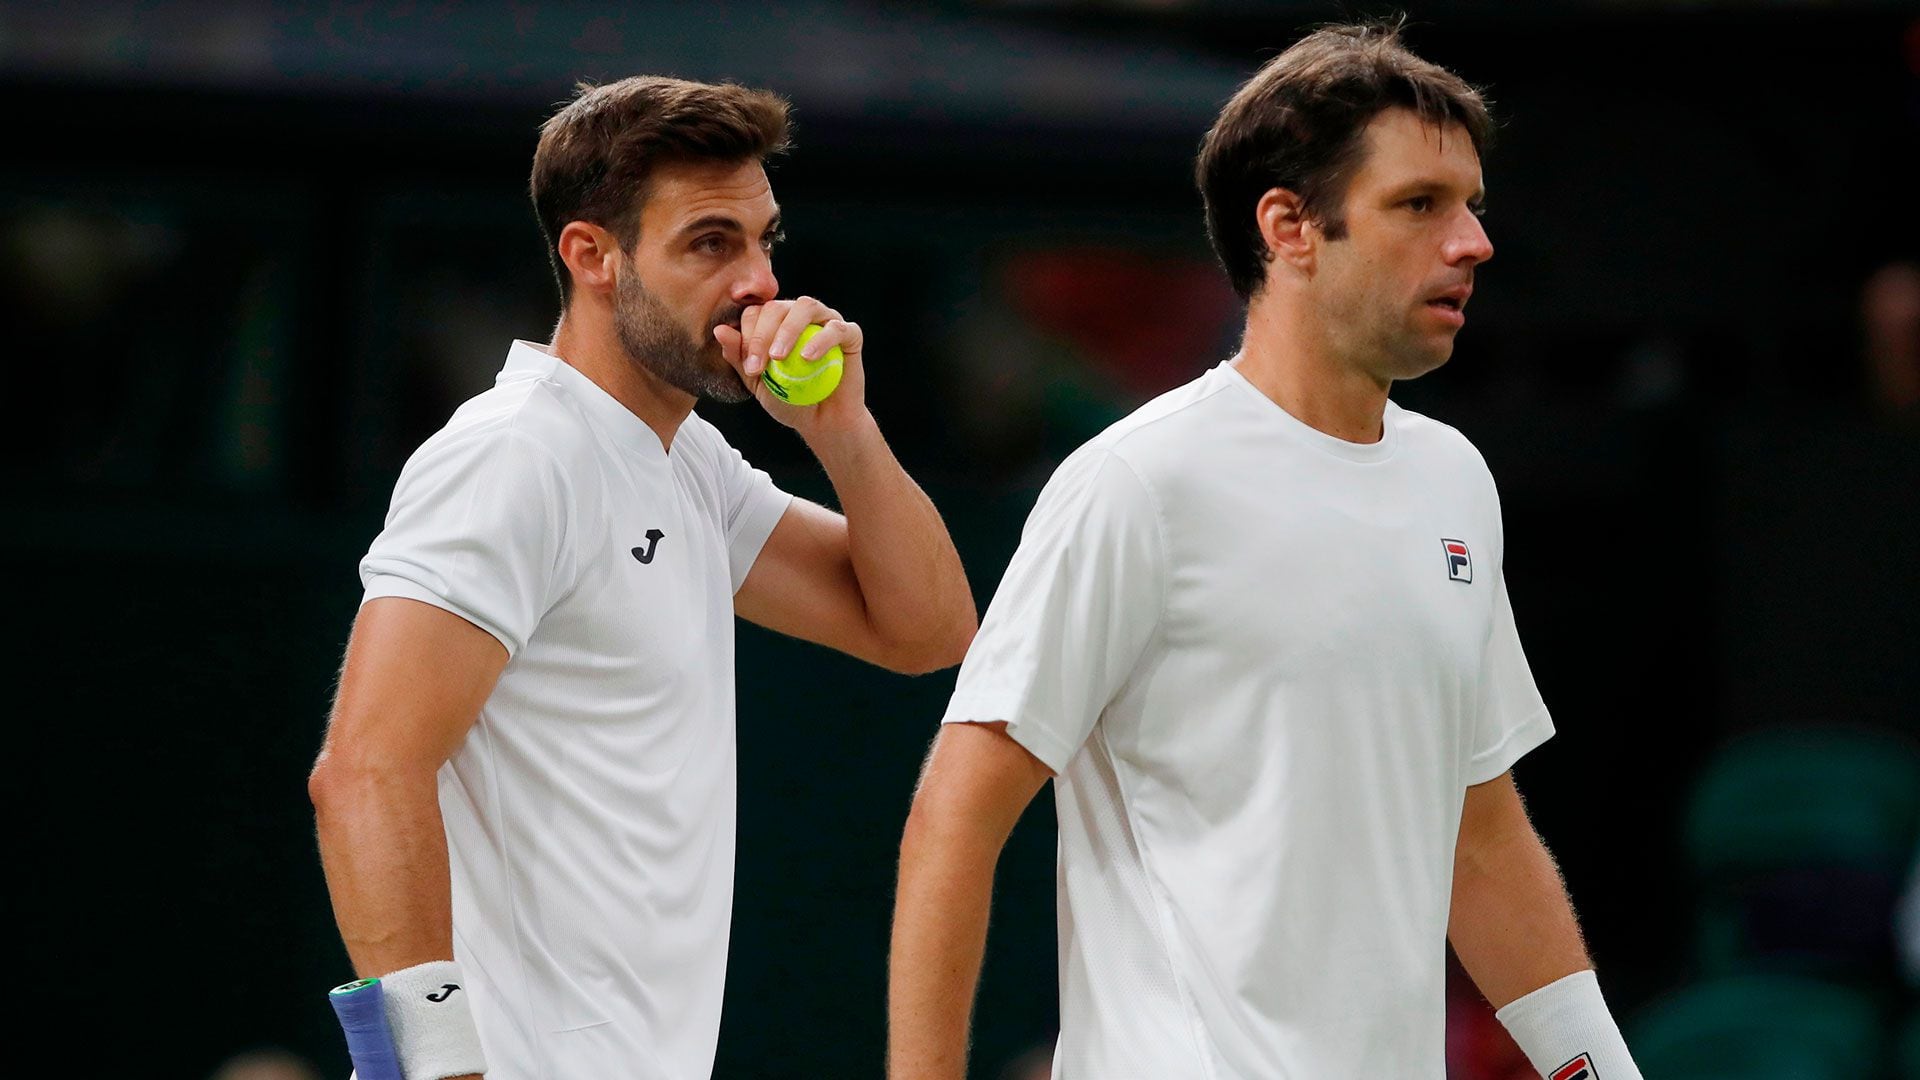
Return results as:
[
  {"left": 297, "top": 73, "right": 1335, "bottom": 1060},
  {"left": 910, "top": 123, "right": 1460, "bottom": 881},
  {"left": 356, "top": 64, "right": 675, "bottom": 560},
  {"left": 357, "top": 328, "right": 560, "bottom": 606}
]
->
[{"left": 5, "top": 1, "right": 1917, "bottom": 1077}]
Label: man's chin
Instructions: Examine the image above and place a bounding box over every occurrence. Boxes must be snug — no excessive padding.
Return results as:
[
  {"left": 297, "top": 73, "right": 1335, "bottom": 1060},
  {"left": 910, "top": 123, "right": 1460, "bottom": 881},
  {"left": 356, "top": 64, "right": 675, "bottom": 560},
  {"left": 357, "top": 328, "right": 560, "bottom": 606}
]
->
[
  {"left": 702, "top": 378, "right": 753, "bottom": 405},
  {"left": 1383, "top": 340, "right": 1453, "bottom": 382},
  {"left": 696, "top": 349, "right": 752, "bottom": 403}
]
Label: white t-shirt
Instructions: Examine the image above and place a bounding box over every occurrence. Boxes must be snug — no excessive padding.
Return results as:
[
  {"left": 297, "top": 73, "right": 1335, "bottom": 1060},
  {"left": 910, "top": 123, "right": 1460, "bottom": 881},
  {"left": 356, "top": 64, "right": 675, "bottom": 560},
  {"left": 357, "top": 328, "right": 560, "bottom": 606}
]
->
[
  {"left": 359, "top": 341, "right": 791, "bottom": 1079},
  {"left": 943, "top": 360, "right": 1553, "bottom": 1079}
]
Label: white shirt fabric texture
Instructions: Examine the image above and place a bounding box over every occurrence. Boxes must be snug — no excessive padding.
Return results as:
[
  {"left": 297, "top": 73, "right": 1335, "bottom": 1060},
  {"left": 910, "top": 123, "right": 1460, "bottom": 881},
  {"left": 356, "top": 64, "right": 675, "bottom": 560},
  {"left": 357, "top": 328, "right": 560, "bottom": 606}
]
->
[
  {"left": 358, "top": 340, "right": 791, "bottom": 1079},
  {"left": 943, "top": 360, "right": 1554, "bottom": 1079}
]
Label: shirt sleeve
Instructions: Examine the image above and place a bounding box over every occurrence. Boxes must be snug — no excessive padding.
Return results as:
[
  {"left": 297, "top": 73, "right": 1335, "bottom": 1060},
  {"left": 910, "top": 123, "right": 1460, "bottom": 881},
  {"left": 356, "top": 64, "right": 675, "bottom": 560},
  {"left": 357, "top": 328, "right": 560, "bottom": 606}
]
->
[
  {"left": 359, "top": 428, "right": 578, "bottom": 658},
  {"left": 942, "top": 447, "right": 1168, "bottom": 773},
  {"left": 710, "top": 433, "right": 793, "bottom": 594},
  {"left": 1465, "top": 570, "right": 1555, "bottom": 785}
]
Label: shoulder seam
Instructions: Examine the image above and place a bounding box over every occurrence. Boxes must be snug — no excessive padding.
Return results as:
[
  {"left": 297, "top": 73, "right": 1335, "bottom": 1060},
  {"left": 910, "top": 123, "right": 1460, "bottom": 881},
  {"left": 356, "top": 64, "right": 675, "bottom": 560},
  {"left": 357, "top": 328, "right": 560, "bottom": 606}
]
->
[{"left": 1098, "top": 375, "right": 1239, "bottom": 456}]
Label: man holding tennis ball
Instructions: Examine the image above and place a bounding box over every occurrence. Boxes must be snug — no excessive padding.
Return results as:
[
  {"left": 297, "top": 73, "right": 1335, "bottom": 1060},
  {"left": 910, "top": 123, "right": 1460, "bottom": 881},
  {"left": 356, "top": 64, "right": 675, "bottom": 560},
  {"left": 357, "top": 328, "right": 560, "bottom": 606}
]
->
[
  {"left": 753, "top": 323, "right": 844, "bottom": 405},
  {"left": 309, "top": 75, "right": 975, "bottom": 1080}
]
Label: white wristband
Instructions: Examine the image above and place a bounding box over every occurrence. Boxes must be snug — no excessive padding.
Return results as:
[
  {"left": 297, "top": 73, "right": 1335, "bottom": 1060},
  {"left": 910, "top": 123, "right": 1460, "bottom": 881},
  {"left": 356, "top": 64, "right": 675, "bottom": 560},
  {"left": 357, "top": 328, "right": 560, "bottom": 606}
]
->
[
  {"left": 1494, "top": 969, "right": 1642, "bottom": 1080},
  {"left": 379, "top": 960, "right": 488, "bottom": 1080}
]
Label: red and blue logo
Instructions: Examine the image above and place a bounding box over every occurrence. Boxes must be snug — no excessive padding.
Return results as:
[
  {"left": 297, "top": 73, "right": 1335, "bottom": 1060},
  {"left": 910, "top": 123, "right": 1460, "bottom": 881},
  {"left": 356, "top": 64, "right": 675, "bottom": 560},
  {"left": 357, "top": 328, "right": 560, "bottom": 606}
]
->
[
  {"left": 1550, "top": 1054, "right": 1596, "bottom": 1080},
  {"left": 1442, "top": 538, "right": 1472, "bottom": 583}
]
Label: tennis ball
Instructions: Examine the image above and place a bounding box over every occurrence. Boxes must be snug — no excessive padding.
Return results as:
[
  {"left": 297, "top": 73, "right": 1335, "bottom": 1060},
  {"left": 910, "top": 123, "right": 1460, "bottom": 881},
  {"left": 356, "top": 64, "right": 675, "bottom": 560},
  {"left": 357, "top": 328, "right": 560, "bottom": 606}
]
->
[{"left": 761, "top": 324, "right": 844, "bottom": 406}]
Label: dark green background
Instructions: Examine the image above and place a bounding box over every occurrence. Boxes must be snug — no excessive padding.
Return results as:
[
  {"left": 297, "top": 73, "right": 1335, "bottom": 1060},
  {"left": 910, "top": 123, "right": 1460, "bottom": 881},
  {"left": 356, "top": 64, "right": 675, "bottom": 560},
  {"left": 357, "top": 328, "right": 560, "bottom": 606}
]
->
[{"left": 7, "top": 2, "right": 1917, "bottom": 1076}]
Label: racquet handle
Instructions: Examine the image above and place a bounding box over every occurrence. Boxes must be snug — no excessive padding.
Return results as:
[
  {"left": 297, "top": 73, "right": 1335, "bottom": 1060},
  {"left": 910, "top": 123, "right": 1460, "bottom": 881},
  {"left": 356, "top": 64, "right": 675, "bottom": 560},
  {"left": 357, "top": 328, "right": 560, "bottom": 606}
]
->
[{"left": 329, "top": 978, "right": 405, "bottom": 1080}]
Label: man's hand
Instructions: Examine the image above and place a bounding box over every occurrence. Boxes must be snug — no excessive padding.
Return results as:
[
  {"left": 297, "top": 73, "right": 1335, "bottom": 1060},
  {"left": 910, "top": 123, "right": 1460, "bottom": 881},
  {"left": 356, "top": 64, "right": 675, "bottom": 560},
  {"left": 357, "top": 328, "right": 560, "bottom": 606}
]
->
[
  {"left": 713, "top": 295, "right": 868, "bottom": 436},
  {"left": 723, "top": 290, "right": 976, "bottom": 675}
]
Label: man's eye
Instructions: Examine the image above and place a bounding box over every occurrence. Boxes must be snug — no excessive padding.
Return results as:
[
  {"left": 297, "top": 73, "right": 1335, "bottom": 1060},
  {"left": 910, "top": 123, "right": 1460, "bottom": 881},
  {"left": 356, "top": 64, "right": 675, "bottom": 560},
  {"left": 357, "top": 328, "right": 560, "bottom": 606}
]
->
[
  {"left": 695, "top": 235, "right": 727, "bottom": 254},
  {"left": 1406, "top": 196, "right": 1433, "bottom": 213}
]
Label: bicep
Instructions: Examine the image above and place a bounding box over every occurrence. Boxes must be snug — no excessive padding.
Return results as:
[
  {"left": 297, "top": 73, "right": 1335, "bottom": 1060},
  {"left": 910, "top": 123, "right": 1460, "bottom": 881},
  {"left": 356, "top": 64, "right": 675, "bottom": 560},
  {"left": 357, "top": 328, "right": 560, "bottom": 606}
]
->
[
  {"left": 908, "top": 722, "right": 1054, "bottom": 845},
  {"left": 734, "top": 498, "right": 889, "bottom": 663},
  {"left": 319, "top": 597, "right": 511, "bottom": 775},
  {"left": 1456, "top": 770, "right": 1538, "bottom": 866}
]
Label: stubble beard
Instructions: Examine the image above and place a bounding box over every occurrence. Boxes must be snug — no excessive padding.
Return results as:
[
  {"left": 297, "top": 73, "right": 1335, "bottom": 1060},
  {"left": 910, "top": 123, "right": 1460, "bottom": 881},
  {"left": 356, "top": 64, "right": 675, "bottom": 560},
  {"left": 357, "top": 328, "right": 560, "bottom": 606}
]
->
[
  {"left": 1332, "top": 286, "right": 1453, "bottom": 384},
  {"left": 613, "top": 270, "right": 750, "bottom": 404},
  {"left": 1317, "top": 249, "right": 1454, "bottom": 383},
  {"left": 1387, "top": 313, "right": 1455, "bottom": 380}
]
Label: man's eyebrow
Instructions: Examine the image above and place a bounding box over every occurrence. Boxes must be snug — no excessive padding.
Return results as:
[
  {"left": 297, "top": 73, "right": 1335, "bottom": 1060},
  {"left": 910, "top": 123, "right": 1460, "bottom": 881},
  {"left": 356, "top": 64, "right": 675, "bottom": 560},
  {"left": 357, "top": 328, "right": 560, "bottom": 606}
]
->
[
  {"left": 677, "top": 212, "right": 783, "bottom": 238},
  {"left": 677, "top": 214, "right": 743, "bottom": 236},
  {"left": 1386, "top": 179, "right": 1487, "bottom": 206}
]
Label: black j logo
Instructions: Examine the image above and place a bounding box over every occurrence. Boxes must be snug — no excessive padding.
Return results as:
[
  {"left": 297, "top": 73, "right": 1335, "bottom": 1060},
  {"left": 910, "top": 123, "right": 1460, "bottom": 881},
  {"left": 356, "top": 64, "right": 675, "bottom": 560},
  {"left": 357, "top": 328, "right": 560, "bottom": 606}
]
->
[
  {"left": 425, "top": 983, "right": 461, "bottom": 1002},
  {"left": 631, "top": 529, "right": 665, "bottom": 564}
]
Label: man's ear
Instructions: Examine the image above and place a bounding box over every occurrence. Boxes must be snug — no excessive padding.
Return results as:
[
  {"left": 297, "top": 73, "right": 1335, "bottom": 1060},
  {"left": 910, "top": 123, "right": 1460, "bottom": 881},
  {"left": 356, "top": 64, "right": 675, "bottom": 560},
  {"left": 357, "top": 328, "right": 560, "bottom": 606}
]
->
[
  {"left": 1256, "top": 187, "right": 1317, "bottom": 276},
  {"left": 556, "top": 221, "right": 623, "bottom": 298}
]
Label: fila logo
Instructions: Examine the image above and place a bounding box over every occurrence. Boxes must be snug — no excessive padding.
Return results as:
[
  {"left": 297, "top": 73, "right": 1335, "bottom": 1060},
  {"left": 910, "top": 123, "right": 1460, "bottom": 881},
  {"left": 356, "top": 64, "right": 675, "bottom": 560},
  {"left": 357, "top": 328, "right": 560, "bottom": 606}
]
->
[
  {"left": 631, "top": 528, "right": 666, "bottom": 564},
  {"left": 1550, "top": 1054, "right": 1596, "bottom": 1080},
  {"left": 1442, "top": 538, "right": 1472, "bottom": 583}
]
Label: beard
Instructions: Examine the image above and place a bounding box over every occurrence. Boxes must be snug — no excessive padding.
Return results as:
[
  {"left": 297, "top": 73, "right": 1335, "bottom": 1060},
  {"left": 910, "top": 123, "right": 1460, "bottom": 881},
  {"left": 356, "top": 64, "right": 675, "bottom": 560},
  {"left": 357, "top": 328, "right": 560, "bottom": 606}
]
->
[
  {"left": 613, "top": 270, "right": 750, "bottom": 403},
  {"left": 1321, "top": 278, "right": 1452, "bottom": 383}
]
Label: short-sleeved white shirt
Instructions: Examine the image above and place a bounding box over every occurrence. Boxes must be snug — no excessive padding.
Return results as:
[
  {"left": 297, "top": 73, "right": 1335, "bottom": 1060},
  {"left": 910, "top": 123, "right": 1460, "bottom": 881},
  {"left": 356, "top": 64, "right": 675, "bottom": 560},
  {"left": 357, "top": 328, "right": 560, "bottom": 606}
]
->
[
  {"left": 944, "top": 360, "right": 1553, "bottom": 1079},
  {"left": 359, "top": 341, "right": 791, "bottom": 1080}
]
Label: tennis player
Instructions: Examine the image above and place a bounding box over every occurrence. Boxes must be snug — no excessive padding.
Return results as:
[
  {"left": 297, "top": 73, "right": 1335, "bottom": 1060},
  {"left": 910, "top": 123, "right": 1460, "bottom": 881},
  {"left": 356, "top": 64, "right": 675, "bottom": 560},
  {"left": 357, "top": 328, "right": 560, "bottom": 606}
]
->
[
  {"left": 309, "top": 76, "right": 976, "bottom": 1080},
  {"left": 889, "top": 24, "right": 1642, "bottom": 1080}
]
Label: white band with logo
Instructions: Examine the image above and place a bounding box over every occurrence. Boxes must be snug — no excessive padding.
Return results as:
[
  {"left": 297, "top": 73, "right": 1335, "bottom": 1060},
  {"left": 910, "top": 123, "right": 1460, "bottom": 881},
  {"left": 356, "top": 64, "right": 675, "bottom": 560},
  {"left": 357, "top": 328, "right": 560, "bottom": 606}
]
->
[
  {"left": 1494, "top": 969, "right": 1642, "bottom": 1080},
  {"left": 380, "top": 959, "right": 488, "bottom": 1080}
]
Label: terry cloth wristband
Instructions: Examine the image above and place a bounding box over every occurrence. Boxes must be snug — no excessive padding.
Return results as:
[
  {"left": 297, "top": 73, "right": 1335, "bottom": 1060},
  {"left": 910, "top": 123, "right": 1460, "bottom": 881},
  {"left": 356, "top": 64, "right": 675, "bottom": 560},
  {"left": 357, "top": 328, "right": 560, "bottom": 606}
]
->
[
  {"left": 1495, "top": 969, "right": 1643, "bottom": 1080},
  {"left": 379, "top": 959, "right": 488, "bottom": 1080}
]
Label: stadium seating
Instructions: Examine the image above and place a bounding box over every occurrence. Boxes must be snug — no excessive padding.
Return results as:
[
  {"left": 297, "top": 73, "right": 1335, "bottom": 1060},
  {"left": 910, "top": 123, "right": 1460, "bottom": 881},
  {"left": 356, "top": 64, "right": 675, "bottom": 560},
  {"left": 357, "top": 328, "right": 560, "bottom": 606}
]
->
[
  {"left": 1628, "top": 973, "right": 1884, "bottom": 1079},
  {"left": 1683, "top": 727, "right": 1920, "bottom": 979}
]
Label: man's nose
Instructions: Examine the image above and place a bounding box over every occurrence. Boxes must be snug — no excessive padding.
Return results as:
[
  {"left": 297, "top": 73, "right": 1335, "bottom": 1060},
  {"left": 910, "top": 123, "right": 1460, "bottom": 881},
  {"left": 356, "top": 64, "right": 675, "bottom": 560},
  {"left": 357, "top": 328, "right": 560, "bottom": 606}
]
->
[
  {"left": 1449, "top": 209, "right": 1493, "bottom": 267},
  {"left": 735, "top": 249, "right": 778, "bottom": 305}
]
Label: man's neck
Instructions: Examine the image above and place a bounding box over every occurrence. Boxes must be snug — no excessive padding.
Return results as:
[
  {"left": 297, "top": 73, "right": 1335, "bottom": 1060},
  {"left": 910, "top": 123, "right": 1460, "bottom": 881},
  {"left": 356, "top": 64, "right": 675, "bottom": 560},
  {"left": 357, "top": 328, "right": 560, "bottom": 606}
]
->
[
  {"left": 550, "top": 312, "right": 697, "bottom": 454},
  {"left": 1233, "top": 292, "right": 1392, "bottom": 445}
]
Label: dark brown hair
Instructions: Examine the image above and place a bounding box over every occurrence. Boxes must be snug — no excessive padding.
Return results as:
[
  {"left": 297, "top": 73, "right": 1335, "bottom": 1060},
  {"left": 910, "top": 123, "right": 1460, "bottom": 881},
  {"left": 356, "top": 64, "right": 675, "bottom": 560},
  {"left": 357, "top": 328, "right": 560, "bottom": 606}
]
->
[
  {"left": 1196, "top": 20, "right": 1492, "bottom": 300},
  {"left": 530, "top": 76, "right": 792, "bottom": 303}
]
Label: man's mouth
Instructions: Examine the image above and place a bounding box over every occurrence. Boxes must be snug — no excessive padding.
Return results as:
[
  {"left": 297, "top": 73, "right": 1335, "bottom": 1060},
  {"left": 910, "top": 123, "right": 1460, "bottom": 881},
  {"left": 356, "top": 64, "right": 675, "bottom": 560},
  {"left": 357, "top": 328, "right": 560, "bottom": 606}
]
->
[{"left": 1423, "top": 285, "right": 1471, "bottom": 324}]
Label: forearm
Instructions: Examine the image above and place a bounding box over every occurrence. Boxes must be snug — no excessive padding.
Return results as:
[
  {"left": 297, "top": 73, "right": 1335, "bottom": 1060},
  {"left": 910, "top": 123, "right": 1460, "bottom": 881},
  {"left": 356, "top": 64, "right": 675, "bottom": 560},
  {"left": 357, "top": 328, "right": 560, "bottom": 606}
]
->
[
  {"left": 888, "top": 808, "right": 1001, "bottom": 1080},
  {"left": 803, "top": 410, "right": 975, "bottom": 659},
  {"left": 311, "top": 762, "right": 458, "bottom": 978},
  {"left": 1448, "top": 822, "right": 1591, "bottom": 1008}
]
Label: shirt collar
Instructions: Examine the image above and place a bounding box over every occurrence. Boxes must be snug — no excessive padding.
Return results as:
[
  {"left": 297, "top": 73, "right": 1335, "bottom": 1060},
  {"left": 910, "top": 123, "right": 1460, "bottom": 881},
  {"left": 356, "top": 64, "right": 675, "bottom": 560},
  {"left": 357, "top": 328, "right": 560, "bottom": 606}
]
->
[
  {"left": 1220, "top": 359, "right": 1402, "bottom": 465},
  {"left": 498, "top": 339, "right": 670, "bottom": 460}
]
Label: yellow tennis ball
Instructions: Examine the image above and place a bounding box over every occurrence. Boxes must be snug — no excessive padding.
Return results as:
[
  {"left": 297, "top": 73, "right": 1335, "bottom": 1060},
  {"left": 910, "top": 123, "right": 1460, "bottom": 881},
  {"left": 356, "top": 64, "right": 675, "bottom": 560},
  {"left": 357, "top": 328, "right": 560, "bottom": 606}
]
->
[{"left": 761, "top": 324, "right": 844, "bottom": 406}]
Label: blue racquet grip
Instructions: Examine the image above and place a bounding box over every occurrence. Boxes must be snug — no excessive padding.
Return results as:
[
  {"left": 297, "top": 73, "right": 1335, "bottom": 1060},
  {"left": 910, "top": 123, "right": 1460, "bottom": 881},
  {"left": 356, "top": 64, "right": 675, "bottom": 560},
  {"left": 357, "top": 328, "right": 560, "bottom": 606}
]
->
[{"left": 329, "top": 978, "right": 405, "bottom": 1080}]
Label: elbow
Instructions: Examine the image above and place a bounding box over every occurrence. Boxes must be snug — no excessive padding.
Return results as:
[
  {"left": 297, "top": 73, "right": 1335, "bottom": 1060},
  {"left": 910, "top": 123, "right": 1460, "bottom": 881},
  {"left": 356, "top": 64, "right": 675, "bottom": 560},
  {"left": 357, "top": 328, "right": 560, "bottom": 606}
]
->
[
  {"left": 308, "top": 754, "right": 372, "bottom": 840},
  {"left": 879, "top": 610, "right": 978, "bottom": 677},
  {"left": 308, "top": 746, "right": 372, "bottom": 809},
  {"left": 308, "top": 752, "right": 343, "bottom": 815},
  {"left": 308, "top": 756, "right": 354, "bottom": 850},
  {"left": 308, "top": 747, "right": 436, "bottom": 825},
  {"left": 879, "top": 635, "right": 970, "bottom": 676},
  {"left": 898, "top": 784, "right": 954, "bottom": 863}
]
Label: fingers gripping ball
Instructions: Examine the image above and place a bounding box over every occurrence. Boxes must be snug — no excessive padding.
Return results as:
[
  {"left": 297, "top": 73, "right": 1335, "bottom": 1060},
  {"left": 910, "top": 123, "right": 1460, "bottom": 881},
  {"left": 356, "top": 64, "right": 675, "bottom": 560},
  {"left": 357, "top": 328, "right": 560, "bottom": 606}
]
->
[{"left": 762, "top": 324, "right": 844, "bottom": 406}]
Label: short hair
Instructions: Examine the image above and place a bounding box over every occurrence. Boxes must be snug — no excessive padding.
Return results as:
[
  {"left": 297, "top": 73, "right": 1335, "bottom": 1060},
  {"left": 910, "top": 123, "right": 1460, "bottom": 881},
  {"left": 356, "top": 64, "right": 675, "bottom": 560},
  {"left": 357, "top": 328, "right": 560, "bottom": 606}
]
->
[
  {"left": 530, "top": 76, "right": 792, "bottom": 303},
  {"left": 1196, "top": 20, "right": 1493, "bottom": 300}
]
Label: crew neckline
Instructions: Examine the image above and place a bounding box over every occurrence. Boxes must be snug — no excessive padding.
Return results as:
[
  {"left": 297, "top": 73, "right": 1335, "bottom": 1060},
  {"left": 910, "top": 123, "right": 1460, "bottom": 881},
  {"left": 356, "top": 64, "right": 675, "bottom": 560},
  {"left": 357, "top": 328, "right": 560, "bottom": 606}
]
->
[
  {"left": 1219, "top": 359, "right": 1401, "bottom": 464},
  {"left": 500, "top": 340, "right": 674, "bottom": 460}
]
